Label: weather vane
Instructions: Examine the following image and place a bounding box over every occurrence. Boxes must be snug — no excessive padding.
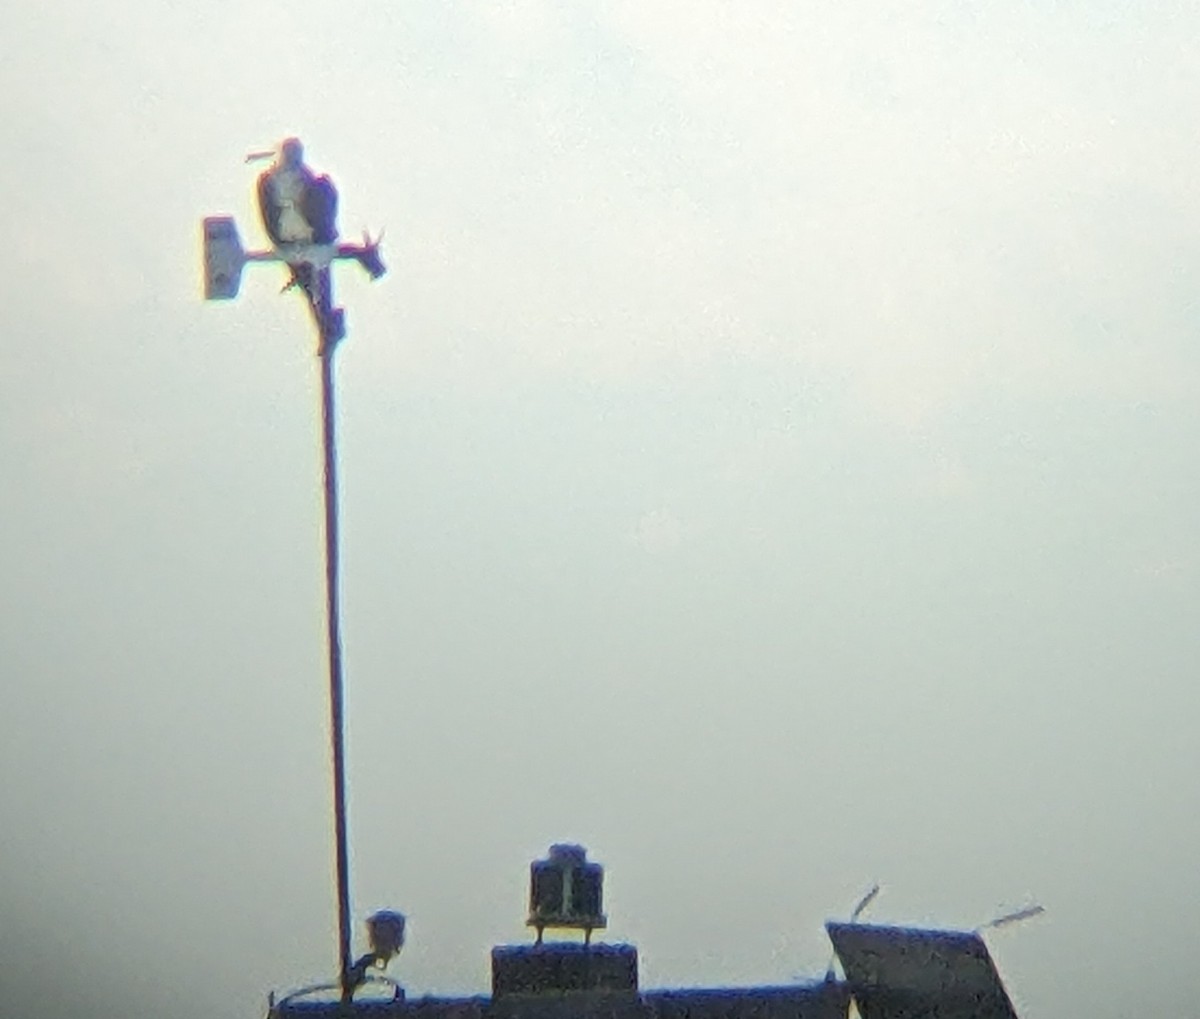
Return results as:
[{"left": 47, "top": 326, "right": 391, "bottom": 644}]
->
[
  {"left": 201, "top": 138, "right": 400, "bottom": 1006},
  {"left": 203, "top": 136, "right": 385, "bottom": 353}
]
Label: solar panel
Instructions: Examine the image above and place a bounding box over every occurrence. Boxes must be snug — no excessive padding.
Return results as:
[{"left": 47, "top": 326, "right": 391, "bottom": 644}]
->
[{"left": 826, "top": 923, "right": 1019, "bottom": 1019}]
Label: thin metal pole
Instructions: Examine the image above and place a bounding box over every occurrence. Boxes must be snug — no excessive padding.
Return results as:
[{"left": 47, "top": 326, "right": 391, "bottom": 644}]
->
[{"left": 318, "top": 336, "right": 354, "bottom": 1003}]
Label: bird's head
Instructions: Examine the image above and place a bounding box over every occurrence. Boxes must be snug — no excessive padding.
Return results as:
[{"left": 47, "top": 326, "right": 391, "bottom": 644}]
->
[
  {"left": 280, "top": 137, "right": 304, "bottom": 168},
  {"left": 245, "top": 137, "right": 305, "bottom": 167}
]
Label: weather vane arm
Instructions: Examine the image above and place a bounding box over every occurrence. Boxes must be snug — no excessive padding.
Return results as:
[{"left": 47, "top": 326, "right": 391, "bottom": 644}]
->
[{"left": 202, "top": 221, "right": 384, "bottom": 299}]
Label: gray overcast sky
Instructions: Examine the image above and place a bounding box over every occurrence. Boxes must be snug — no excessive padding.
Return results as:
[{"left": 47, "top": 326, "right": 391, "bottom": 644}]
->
[{"left": 2, "top": 3, "right": 1199, "bottom": 1018}]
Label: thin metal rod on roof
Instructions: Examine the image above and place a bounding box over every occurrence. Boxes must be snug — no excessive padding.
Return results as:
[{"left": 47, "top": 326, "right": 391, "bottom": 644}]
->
[
  {"left": 849, "top": 884, "right": 880, "bottom": 923},
  {"left": 980, "top": 904, "right": 1045, "bottom": 931}
]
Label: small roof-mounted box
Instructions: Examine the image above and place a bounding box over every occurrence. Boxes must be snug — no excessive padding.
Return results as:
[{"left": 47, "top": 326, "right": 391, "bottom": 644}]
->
[{"left": 528, "top": 844, "right": 606, "bottom": 944}]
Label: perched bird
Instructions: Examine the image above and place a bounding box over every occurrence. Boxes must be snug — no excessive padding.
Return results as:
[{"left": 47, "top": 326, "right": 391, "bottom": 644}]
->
[
  {"left": 252, "top": 137, "right": 343, "bottom": 349},
  {"left": 256, "top": 137, "right": 339, "bottom": 246}
]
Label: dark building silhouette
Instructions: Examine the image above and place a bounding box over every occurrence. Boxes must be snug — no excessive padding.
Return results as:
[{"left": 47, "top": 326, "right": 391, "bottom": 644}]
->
[{"left": 270, "top": 847, "right": 1019, "bottom": 1019}]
